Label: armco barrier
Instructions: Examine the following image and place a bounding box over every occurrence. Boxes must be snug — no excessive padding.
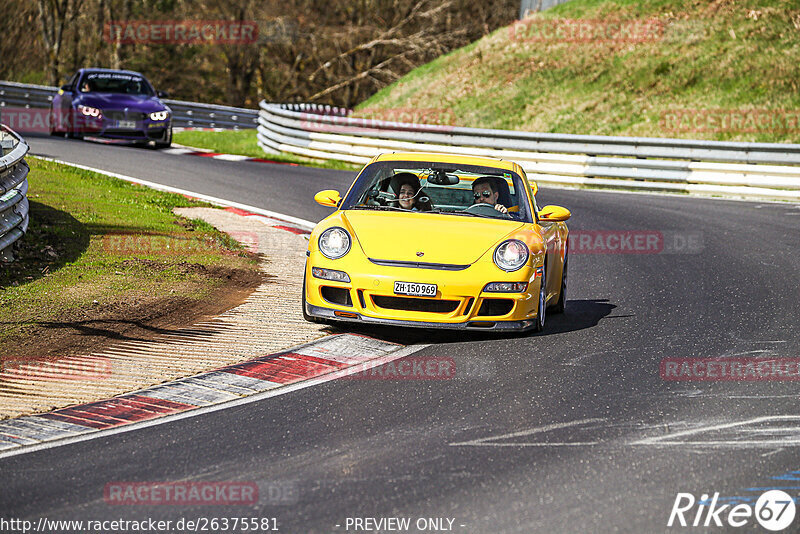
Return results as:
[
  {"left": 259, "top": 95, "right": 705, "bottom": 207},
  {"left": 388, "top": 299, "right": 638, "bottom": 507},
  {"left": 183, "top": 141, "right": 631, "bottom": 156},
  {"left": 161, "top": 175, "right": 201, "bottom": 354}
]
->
[
  {"left": 0, "top": 80, "right": 258, "bottom": 130},
  {"left": 257, "top": 101, "right": 800, "bottom": 201},
  {"left": 0, "top": 126, "right": 30, "bottom": 262}
]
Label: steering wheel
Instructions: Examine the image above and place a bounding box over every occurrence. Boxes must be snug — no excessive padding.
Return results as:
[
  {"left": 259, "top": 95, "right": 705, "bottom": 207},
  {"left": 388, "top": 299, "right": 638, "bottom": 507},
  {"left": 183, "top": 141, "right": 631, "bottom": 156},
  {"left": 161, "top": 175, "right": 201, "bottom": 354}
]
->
[{"left": 464, "top": 203, "right": 512, "bottom": 219}]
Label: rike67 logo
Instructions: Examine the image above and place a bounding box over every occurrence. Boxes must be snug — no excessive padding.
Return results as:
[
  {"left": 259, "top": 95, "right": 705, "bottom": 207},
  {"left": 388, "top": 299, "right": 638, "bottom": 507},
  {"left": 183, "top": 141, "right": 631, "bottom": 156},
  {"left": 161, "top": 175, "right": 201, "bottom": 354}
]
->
[{"left": 668, "top": 491, "right": 796, "bottom": 531}]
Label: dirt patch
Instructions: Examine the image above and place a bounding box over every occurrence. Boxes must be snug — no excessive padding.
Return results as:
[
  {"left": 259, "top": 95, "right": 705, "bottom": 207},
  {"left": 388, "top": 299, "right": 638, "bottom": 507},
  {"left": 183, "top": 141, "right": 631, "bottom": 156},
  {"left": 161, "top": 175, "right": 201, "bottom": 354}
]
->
[{"left": 0, "top": 264, "right": 264, "bottom": 363}]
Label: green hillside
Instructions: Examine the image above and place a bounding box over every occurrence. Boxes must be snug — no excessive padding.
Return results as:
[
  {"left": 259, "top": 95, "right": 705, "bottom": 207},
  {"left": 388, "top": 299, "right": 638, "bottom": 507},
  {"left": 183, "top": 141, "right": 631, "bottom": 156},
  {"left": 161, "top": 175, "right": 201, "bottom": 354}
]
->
[{"left": 355, "top": 0, "right": 800, "bottom": 143}]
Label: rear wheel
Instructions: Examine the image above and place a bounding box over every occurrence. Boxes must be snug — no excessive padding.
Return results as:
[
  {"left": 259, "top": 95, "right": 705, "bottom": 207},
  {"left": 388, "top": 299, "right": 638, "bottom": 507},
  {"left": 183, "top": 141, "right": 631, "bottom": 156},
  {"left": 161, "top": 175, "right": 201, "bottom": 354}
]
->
[
  {"left": 67, "top": 114, "right": 83, "bottom": 139},
  {"left": 532, "top": 263, "right": 546, "bottom": 332},
  {"left": 48, "top": 109, "right": 63, "bottom": 136}
]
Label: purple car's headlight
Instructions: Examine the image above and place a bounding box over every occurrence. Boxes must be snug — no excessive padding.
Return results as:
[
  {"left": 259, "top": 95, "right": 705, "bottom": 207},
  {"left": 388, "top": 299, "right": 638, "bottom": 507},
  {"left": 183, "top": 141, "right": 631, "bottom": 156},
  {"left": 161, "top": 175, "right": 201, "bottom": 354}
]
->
[
  {"left": 149, "top": 111, "right": 169, "bottom": 121},
  {"left": 78, "top": 105, "right": 102, "bottom": 118}
]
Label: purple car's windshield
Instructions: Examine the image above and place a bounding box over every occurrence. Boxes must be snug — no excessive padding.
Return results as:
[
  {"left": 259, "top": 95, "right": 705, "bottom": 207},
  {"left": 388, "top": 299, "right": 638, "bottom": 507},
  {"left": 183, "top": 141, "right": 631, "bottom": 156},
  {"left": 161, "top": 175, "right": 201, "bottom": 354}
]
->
[{"left": 79, "top": 73, "right": 154, "bottom": 96}]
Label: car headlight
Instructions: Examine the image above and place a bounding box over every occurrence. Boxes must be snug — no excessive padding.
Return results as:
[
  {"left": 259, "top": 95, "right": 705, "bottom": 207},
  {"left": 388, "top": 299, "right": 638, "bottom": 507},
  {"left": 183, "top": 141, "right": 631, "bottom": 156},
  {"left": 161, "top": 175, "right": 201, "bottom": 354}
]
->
[
  {"left": 78, "top": 105, "right": 102, "bottom": 118},
  {"left": 318, "top": 227, "right": 351, "bottom": 259},
  {"left": 149, "top": 110, "right": 169, "bottom": 121},
  {"left": 493, "top": 239, "right": 529, "bottom": 272}
]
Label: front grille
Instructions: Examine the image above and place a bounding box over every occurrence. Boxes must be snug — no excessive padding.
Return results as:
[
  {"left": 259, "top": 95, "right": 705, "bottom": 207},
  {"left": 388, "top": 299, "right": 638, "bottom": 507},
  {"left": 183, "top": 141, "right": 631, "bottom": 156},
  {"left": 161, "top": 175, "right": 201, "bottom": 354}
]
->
[
  {"left": 372, "top": 295, "right": 459, "bottom": 313},
  {"left": 105, "top": 110, "right": 148, "bottom": 121},
  {"left": 321, "top": 286, "right": 352, "bottom": 306},
  {"left": 368, "top": 258, "right": 469, "bottom": 271},
  {"left": 476, "top": 298, "right": 514, "bottom": 316}
]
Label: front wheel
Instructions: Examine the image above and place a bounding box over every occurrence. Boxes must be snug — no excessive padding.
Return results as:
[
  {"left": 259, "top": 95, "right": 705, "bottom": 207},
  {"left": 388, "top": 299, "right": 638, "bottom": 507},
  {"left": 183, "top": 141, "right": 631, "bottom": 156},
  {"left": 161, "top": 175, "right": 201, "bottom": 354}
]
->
[
  {"left": 154, "top": 125, "right": 172, "bottom": 149},
  {"left": 532, "top": 263, "right": 546, "bottom": 332}
]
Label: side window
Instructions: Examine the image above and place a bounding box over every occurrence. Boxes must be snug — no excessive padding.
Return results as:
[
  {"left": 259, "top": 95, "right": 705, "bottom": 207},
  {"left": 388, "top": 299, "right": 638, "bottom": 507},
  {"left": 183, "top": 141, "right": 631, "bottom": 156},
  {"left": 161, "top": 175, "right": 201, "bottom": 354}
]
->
[{"left": 65, "top": 72, "right": 79, "bottom": 90}]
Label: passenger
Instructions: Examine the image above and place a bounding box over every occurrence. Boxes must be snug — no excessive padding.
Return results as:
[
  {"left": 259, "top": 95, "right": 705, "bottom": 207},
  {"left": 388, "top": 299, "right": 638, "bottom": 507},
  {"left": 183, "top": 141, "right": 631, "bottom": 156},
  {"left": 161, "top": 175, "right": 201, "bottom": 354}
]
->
[
  {"left": 471, "top": 177, "right": 508, "bottom": 214},
  {"left": 392, "top": 174, "right": 430, "bottom": 211},
  {"left": 398, "top": 182, "right": 418, "bottom": 210}
]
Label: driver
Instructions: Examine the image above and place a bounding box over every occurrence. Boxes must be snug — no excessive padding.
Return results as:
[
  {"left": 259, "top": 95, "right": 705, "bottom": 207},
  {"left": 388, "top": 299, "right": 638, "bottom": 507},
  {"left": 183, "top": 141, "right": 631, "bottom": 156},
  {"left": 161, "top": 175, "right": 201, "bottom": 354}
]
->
[{"left": 471, "top": 177, "right": 508, "bottom": 214}]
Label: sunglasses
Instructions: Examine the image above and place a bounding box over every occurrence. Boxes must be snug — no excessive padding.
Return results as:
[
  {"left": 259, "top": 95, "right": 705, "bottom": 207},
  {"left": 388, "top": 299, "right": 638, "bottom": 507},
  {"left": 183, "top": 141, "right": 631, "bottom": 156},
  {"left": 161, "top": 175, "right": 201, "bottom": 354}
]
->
[{"left": 473, "top": 191, "right": 493, "bottom": 199}]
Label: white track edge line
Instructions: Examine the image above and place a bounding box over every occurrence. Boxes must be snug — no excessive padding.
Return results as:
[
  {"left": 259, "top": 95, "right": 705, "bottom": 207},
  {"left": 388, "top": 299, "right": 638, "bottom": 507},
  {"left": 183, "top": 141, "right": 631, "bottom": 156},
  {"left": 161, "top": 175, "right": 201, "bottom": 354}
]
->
[
  {"left": 0, "top": 343, "right": 428, "bottom": 460},
  {"left": 29, "top": 155, "right": 316, "bottom": 230}
]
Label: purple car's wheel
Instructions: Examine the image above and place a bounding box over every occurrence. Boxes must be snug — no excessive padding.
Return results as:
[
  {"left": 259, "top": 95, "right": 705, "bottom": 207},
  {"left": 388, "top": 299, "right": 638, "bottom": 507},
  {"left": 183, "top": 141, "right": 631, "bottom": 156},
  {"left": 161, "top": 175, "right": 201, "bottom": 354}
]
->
[
  {"left": 154, "top": 125, "right": 172, "bottom": 149},
  {"left": 67, "top": 112, "right": 83, "bottom": 139},
  {"left": 49, "top": 109, "right": 65, "bottom": 137}
]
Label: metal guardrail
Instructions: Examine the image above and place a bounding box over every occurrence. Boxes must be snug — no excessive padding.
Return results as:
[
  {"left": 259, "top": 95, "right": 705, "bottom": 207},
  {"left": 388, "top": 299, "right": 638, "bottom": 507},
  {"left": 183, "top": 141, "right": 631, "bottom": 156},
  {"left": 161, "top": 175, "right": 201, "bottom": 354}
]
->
[
  {"left": 0, "top": 126, "right": 30, "bottom": 262},
  {"left": 0, "top": 80, "right": 258, "bottom": 130},
  {"left": 257, "top": 101, "right": 800, "bottom": 201}
]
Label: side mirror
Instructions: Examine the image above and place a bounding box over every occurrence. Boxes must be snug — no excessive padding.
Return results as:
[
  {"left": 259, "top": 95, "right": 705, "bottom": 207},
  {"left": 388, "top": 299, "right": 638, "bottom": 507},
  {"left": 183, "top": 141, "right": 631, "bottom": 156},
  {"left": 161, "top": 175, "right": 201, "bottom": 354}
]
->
[
  {"left": 157, "top": 90, "right": 169, "bottom": 98},
  {"left": 530, "top": 182, "right": 538, "bottom": 196},
  {"left": 539, "top": 205, "right": 571, "bottom": 222},
  {"left": 315, "top": 189, "right": 341, "bottom": 207},
  {"left": 60, "top": 84, "right": 71, "bottom": 91}
]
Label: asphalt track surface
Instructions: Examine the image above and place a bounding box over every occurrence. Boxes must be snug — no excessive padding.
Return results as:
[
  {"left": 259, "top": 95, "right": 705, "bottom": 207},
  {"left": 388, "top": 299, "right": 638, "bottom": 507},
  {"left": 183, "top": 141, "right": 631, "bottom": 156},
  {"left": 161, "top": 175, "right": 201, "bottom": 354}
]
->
[{"left": 2, "top": 135, "right": 800, "bottom": 532}]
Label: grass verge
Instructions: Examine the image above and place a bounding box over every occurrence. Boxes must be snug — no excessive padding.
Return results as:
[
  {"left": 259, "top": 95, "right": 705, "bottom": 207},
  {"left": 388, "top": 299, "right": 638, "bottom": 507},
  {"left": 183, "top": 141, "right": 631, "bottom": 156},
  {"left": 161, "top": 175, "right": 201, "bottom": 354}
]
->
[
  {"left": 172, "top": 129, "right": 360, "bottom": 171},
  {"left": 356, "top": 0, "right": 800, "bottom": 144},
  {"left": 0, "top": 157, "right": 262, "bottom": 358}
]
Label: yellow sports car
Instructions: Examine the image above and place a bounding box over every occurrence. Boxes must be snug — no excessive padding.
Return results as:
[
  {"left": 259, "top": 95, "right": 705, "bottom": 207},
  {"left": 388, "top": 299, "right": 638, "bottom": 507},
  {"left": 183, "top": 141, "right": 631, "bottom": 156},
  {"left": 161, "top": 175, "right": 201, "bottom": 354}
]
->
[{"left": 303, "top": 152, "right": 570, "bottom": 332}]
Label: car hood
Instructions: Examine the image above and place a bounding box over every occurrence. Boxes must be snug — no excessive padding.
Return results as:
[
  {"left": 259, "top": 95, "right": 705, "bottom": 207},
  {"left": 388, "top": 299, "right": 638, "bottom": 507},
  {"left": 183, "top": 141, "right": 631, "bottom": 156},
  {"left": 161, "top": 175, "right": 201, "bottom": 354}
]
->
[
  {"left": 342, "top": 210, "right": 525, "bottom": 265},
  {"left": 77, "top": 93, "right": 167, "bottom": 112}
]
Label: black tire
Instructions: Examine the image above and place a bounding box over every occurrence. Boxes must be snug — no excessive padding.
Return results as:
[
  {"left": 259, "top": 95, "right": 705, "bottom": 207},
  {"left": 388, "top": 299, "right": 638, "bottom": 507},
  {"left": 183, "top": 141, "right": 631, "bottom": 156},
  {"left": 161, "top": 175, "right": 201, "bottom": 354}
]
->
[
  {"left": 532, "top": 262, "right": 546, "bottom": 332},
  {"left": 154, "top": 125, "right": 172, "bottom": 149},
  {"left": 67, "top": 117, "right": 83, "bottom": 139},
  {"left": 551, "top": 251, "right": 567, "bottom": 314},
  {"left": 48, "top": 110, "right": 62, "bottom": 136}
]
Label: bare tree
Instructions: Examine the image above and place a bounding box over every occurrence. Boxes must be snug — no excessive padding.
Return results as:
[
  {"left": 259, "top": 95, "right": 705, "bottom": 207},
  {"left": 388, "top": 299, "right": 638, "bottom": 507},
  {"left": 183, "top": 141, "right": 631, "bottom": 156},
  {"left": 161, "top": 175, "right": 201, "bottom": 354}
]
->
[{"left": 38, "top": 0, "right": 83, "bottom": 85}]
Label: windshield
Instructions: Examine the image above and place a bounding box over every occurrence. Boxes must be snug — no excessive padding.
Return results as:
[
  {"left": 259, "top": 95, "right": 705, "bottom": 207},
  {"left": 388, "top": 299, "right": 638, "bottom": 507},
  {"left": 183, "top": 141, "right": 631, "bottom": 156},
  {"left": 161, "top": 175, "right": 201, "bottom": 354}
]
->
[
  {"left": 79, "top": 72, "right": 154, "bottom": 96},
  {"left": 341, "top": 161, "right": 533, "bottom": 222}
]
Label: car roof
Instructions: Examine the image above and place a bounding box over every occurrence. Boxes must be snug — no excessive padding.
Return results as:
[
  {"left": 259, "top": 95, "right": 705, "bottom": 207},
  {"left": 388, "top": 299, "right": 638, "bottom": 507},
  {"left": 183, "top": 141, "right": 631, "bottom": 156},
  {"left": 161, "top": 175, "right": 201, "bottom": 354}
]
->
[
  {"left": 79, "top": 68, "right": 146, "bottom": 77},
  {"left": 372, "top": 152, "right": 520, "bottom": 173}
]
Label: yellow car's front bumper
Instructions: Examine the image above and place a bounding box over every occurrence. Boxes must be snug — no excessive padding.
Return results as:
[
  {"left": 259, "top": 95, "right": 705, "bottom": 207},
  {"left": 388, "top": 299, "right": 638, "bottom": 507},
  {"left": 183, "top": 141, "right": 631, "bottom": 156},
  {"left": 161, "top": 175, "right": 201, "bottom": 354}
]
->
[{"left": 304, "top": 255, "right": 543, "bottom": 331}]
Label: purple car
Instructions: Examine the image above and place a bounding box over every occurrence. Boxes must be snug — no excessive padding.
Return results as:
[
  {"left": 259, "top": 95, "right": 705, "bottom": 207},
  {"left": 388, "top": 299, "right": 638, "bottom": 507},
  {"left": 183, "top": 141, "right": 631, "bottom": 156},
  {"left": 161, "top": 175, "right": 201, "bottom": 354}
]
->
[{"left": 49, "top": 68, "right": 172, "bottom": 148}]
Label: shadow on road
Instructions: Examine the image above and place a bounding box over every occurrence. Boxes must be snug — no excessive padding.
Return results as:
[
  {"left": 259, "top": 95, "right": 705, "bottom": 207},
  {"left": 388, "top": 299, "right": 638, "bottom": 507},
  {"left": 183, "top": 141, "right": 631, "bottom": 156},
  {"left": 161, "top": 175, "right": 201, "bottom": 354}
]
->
[{"left": 321, "top": 298, "right": 619, "bottom": 346}]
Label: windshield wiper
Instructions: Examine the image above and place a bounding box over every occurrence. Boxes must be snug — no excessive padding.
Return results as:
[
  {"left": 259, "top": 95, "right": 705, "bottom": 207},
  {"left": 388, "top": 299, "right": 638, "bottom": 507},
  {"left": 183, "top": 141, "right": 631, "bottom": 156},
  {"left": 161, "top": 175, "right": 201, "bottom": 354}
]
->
[
  {"left": 350, "top": 205, "right": 407, "bottom": 212},
  {"left": 429, "top": 209, "right": 484, "bottom": 218}
]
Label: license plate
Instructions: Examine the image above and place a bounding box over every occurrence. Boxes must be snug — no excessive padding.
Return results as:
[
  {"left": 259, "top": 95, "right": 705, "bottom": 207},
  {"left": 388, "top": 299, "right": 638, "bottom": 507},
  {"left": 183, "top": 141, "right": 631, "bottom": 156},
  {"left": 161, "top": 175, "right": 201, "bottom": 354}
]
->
[
  {"left": 394, "top": 281, "right": 437, "bottom": 297},
  {"left": 117, "top": 120, "right": 136, "bottom": 129}
]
